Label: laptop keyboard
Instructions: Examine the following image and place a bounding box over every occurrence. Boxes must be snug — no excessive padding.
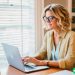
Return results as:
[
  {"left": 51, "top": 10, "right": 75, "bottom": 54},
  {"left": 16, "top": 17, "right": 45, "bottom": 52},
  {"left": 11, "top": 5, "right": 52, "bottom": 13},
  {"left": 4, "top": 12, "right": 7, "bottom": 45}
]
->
[
  {"left": 24, "top": 64, "right": 49, "bottom": 72},
  {"left": 25, "top": 64, "right": 36, "bottom": 68},
  {"left": 24, "top": 64, "right": 36, "bottom": 71}
]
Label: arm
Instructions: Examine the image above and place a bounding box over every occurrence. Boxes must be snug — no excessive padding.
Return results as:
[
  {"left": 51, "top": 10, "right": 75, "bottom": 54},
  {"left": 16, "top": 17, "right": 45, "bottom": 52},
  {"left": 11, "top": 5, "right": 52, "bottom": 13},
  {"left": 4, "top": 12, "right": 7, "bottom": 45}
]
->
[
  {"left": 47, "top": 61, "right": 59, "bottom": 68},
  {"left": 34, "top": 50, "right": 47, "bottom": 60},
  {"left": 37, "top": 60, "right": 59, "bottom": 67}
]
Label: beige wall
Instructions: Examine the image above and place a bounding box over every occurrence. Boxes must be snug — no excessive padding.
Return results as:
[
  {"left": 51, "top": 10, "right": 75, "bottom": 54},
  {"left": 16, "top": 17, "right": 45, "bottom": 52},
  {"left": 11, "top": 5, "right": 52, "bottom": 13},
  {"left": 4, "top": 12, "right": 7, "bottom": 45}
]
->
[
  {"left": 44, "top": 0, "right": 68, "bottom": 9},
  {"left": 44, "top": 0, "right": 50, "bottom": 6}
]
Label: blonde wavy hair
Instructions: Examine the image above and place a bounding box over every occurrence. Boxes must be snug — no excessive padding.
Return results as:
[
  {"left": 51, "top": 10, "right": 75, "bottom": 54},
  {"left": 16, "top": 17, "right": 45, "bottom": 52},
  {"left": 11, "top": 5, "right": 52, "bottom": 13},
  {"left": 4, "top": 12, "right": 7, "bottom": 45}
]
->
[{"left": 42, "top": 4, "right": 71, "bottom": 31}]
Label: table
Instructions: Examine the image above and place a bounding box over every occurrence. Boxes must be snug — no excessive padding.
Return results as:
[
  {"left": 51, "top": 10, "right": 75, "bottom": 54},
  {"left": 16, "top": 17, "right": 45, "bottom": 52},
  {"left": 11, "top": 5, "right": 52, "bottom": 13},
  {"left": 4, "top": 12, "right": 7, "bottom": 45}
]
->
[{"left": 1, "top": 66, "right": 62, "bottom": 75}]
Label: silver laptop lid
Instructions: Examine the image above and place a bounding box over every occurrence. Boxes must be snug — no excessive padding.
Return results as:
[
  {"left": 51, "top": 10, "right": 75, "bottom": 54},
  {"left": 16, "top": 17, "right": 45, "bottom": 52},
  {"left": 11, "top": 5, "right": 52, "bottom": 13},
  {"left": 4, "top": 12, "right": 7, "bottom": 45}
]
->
[
  {"left": 2, "top": 43, "right": 49, "bottom": 73},
  {"left": 2, "top": 43, "right": 25, "bottom": 72}
]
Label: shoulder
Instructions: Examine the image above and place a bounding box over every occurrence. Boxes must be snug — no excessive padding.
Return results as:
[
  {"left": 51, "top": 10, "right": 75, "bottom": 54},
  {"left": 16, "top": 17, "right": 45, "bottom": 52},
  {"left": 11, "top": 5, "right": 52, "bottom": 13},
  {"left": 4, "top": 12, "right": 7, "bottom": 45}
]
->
[
  {"left": 68, "top": 31, "right": 75, "bottom": 37},
  {"left": 67, "top": 31, "right": 75, "bottom": 40}
]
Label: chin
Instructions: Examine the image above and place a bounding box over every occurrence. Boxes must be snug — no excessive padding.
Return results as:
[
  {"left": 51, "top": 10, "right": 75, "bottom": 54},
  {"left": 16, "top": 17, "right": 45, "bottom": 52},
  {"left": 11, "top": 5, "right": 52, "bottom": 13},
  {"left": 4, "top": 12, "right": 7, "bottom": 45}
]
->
[
  {"left": 46, "top": 25, "right": 53, "bottom": 30},
  {"left": 49, "top": 27, "right": 53, "bottom": 30}
]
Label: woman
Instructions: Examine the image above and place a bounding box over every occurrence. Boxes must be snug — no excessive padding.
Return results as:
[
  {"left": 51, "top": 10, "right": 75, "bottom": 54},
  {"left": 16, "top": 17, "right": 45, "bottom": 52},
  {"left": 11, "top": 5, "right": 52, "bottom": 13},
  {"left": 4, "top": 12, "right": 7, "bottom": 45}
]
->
[{"left": 23, "top": 4, "right": 75, "bottom": 69}]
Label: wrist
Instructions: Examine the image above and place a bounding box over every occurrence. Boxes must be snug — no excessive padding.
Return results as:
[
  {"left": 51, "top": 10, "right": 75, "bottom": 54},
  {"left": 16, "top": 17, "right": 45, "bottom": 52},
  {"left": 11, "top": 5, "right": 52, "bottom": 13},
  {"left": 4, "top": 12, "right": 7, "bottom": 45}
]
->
[
  {"left": 45, "top": 61, "right": 49, "bottom": 66},
  {"left": 40, "top": 61, "right": 49, "bottom": 66}
]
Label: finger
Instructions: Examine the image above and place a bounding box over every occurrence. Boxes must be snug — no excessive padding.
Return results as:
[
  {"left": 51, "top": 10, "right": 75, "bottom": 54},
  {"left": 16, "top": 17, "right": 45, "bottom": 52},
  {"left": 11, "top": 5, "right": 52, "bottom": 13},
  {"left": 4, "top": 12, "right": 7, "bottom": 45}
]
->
[
  {"left": 22, "top": 58, "right": 24, "bottom": 61},
  {"left": 24, "top": 58, "right": 29, "bottom": 63},
  {"left": 22, "top": 56, "right": 29, "bottom": 62}
]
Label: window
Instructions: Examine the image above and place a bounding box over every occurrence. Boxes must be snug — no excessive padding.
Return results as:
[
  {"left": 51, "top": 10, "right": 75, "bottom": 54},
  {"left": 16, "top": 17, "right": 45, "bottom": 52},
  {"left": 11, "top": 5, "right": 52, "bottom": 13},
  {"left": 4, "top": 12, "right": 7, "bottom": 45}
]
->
[{"left": 0, "top": 0, "right": 36, "bottom": 65}]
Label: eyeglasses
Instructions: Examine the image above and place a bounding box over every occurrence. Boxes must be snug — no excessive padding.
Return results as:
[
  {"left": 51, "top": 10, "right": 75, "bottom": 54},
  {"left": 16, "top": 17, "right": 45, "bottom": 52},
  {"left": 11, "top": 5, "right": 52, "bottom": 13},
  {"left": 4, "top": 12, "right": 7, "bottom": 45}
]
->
[{"left": 43, "top": 16, "right": 56, "bottom": 23}]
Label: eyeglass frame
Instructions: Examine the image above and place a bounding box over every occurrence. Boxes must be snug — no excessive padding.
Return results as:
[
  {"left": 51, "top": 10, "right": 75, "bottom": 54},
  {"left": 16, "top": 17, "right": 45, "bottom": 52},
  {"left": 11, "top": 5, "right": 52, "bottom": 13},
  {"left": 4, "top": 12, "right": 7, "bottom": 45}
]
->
[{"left": 43, "top": 16, "right": 56, "bottom": 23}]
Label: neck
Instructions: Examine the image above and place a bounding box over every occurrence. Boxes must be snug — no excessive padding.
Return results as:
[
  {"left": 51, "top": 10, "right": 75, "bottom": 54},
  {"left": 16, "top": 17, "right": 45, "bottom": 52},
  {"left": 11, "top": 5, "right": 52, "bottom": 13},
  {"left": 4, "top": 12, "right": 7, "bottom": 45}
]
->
[{"left": 53, "top": 28, "right": 61, "bottom": 36}]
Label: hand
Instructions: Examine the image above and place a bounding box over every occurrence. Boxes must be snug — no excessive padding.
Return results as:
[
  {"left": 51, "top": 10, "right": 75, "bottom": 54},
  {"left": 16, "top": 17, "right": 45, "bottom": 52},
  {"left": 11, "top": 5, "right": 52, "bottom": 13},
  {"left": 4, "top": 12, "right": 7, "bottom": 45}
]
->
[{"left": 22, "top": 56, "right": 47, "bottom": 66}]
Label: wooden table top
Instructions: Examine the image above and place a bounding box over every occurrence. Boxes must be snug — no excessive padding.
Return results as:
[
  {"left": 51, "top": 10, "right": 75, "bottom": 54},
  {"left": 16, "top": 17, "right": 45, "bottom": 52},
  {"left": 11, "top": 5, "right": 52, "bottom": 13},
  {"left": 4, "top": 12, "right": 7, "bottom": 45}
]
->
[{"left": 1, "top": 66, "right": 62, "bottom": 75}]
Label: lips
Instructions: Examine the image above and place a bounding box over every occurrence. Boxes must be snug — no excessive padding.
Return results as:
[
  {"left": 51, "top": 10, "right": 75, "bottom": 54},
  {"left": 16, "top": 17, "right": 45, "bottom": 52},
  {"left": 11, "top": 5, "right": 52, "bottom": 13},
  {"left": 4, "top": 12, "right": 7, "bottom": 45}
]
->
[{"left": 49, "top": 24, "right": 52, "bottom": 26}]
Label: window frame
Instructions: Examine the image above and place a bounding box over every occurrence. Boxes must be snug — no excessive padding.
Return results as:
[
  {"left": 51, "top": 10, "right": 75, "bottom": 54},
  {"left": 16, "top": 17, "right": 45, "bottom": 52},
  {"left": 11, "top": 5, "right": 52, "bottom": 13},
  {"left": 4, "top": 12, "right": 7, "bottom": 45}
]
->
[{"left": 35, "top": 0, "right": 44, "bottom": 52}]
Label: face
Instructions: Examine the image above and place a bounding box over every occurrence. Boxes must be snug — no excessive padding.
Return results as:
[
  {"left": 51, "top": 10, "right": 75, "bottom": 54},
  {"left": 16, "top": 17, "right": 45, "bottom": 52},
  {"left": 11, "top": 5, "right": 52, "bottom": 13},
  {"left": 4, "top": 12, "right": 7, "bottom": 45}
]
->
[{"left": 43, "top": 10, "right": 58, "bottom": 30}]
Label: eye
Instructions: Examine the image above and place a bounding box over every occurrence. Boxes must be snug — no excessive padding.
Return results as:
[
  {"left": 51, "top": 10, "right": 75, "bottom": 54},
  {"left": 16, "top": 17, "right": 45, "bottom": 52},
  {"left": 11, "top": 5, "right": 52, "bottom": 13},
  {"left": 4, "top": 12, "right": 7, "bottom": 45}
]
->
[
  {"left": 43, "top": 16, "right": 56, "bottom": 23},
  {"left": 48, "top": 17, "right": 53, "bottom": 20},
  {"left": 49, "top": 16, "right": 55, "bottom": 20}
]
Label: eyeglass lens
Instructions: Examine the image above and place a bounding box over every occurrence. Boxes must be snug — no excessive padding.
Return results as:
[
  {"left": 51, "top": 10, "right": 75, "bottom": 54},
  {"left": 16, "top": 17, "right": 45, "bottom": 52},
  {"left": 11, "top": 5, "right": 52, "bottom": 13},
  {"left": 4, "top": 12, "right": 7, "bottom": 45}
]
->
[{"left": 43, "top": 16, "right": 55, "bottom": 23}]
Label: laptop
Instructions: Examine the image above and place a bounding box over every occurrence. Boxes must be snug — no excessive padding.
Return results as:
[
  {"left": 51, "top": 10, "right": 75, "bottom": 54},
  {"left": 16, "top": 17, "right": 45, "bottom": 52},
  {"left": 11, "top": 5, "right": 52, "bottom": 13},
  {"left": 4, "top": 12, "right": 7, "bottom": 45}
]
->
[{"left": 2, "top": 43, "right": 49, "bottom": 73}]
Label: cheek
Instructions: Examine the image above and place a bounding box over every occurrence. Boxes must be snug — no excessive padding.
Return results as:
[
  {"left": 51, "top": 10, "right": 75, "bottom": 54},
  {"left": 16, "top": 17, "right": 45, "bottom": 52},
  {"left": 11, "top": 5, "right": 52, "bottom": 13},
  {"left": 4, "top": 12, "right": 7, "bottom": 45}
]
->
[{"left": 51, "top": 20, "right": 57, "bottom": 27}]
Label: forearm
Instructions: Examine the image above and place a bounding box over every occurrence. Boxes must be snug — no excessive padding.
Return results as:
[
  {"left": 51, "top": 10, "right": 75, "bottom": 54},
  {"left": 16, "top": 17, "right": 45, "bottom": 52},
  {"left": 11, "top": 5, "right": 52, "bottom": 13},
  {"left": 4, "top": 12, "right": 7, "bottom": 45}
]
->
[
  {"left": 34, "top": 51, "right": 47, "bottom": 60},
  {"left": 37, "top": 60, "right": 59, "bottom": 67},
  {"left": 34, "top": 55, "right": 43, "bottom": 60},
  {"left": 47, "top": 60, "right": 59, "bottom": 68}
]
